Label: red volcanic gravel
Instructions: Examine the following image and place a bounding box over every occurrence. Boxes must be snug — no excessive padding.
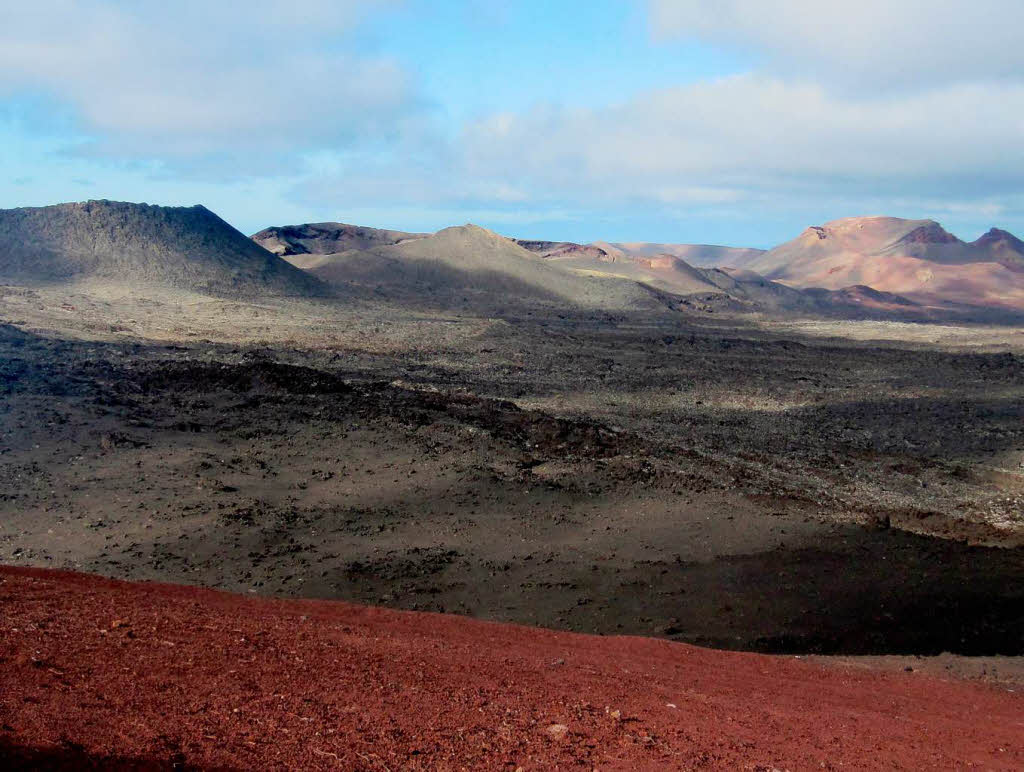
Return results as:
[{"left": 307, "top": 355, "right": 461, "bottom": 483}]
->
[{"left": 1, "top": 567, "right": 1021, "bottom": 770}]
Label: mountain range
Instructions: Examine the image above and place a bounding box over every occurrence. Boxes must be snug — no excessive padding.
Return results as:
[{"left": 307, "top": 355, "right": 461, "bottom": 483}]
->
[
  {"left": 510, "top": 216, "right": 1024, "bottom": 317},
  {"left": 257, "top": 223, "right": 671, "bottom": 311},
  {"left": 252, "top": 218, "right": 911, "bottom": 317},
  {"left": 3, "top": 200, "right": 1023, "bottom": 321},
  {"left": 729, "top": 216, "right": 1024, "bottom": 311}
]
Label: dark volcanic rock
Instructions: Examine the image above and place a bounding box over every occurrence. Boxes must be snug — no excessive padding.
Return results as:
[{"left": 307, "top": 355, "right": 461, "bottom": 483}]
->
[
  {"left": 514, "top": 239, "right": 610, "bottom": 260},
  {"left": 0, "top": 200, "right": 324, "bottom": 298},
  {"left": 252, "top": 222, "right": 427, "bottom": 256}
]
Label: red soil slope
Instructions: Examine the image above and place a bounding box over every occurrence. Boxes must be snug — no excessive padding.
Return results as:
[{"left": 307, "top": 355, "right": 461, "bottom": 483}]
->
[{"left": 1, "top": 567, "right": 1021, "bottom": 770}]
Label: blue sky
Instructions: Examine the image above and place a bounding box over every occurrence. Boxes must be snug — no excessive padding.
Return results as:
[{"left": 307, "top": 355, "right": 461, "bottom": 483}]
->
[{"left": 1, "top": 1, "right": 1022, "bottom": 247}]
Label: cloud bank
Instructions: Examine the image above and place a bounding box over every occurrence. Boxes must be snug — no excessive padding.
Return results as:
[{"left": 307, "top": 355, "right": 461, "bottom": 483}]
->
[
  {"left": 0, "top": 1, "right": 412, "bottom": 162},
  {"left": 300, "top": 1, "right": 1024, "bottom": 237},
  {"left": 649, "top": 0, "right": 1024, "bottom": 89},
  {"left": 1, "top": 0, "right": 1022, "bottom": 242}
]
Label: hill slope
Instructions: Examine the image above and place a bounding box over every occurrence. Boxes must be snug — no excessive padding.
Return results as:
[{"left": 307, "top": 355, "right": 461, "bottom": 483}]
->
[
  {"left": 252, "top": 221, "right": 427, "bottom": 257},
  {"left": 2, "top": 567, "right": 1021, "bottom": 769},
  {"left": 0, "top": 200, "right": 322, "bottom": 298},
  {"left": 544, "top": 251, "right": 736, "bottom": 295},
  {"left": 974, "top": 227, "right": 1024, "bottom": 270},
  {"left": 537, "top": 248, "right": 921, "bottom": 318},
  {"left": 740, "top": 216, "right": 1024, "bottom": 310},
  {"left": 247, "top": 217, "right": 961, "bottom": 318},
  {"left": 591, "top": 240, "right": 766, "bottom": 267},
  {"left": 514, "top": 239, "right": 612, "bottom": 260},
  {"left": 285, "top": 223, "right": 672, "bottom": 311}
]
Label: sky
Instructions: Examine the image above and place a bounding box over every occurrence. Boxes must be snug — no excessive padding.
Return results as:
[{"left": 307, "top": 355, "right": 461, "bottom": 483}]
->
[{"left": 1, "top": 0, "right": 1022, "bottom": 248}]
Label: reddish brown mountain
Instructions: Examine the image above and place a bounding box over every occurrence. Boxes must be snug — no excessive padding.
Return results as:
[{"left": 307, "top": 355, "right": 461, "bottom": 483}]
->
[
  {"left": 974, "top": 227, "right": 1024, "bottom": 269},
  {"left": 736, "top": 216, "right": 1024, "bottom": 310}
]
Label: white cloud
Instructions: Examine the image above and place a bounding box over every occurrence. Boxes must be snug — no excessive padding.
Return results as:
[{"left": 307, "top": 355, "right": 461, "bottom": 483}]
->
[
  {"left": 459, "top": 76, "right": 1024, "bottom": 198},
  {"left": 2, "top": 0, "right": 1021, "bottom": 240},
  {"left": 284, "top": 68, "right": 1024, "bottom": 238},
  {"left": 649, "top": 1, "right": 1024, "bottom": 89},
  {"left": 0, "top": 1, "right": 412, "bottom": 162}
]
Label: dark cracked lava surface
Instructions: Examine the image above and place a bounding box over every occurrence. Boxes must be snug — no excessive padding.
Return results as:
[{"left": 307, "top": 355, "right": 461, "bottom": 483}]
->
[{"left": 0, "top": 567, "right": 1021, "bottom": 770}]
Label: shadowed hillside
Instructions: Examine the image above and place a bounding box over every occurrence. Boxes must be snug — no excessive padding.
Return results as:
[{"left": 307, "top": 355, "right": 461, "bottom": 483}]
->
[
  {"left": 0, "top": 200, "right": 323, "bottom": 298},
  {"left": 253, "top": 220, "right": 927, "bottom": 318},
  {"left": 530, "top": 247, "right": 924, "bottom": 318},
  {"left": 281, "top": 223, "right": 674, "bottom": 311},
  {"left": 514, "top": 239, "right": 611, "bottom": 260},
  {"left": 591, "top": 240, "right": 766, "bottom": 267},
  {"left": 252, "top": 221, "right": 427, "bottom": 256}
]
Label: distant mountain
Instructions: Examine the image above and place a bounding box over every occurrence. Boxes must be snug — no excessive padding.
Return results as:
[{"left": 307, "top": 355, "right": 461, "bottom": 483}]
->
[
  {"left": 532, "top": 248, "right": 920, "bottom": 318},
  {"left": 973, "top": 228, "right": 1024, "bottom": 270},
  {"left": 590, "top": 241, "right": 766, "bottom": 267},
  {"left": 512, "top": 237, "right": 855, "bottom": 312},
  {"left": 281, "top": 223, "right": 671, "bottom": 311},
  {"left": 514, "top": 240, "right": 611, "bottom": 260},
  {"left": 254, "top": 217, "right": 938, "bottom": 318},
  {"left": 539, "top": 250, "right": 731, "bottom": 296},
  {"left": 736, "top": 216, "right": 1024, "bottom": 310},
  {"left": 252, "top": 222, "right": 427, "bottom": 257},
  {"left": 249, "top": 215, "right": 1020, "bottom": 319},
  {"left": 0, "top": 200, "right": 322, "bottom": 298}
]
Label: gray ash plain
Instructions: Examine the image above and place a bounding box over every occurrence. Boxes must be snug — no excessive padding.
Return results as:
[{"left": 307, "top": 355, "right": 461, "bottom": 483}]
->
[{"left": 2, "top": 305, "right": 1022, "bottom": 658}]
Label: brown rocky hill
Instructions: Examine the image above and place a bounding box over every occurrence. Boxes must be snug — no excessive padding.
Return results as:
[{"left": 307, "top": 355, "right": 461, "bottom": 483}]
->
[
  {"left": 0, "top": 200, "right": 322, "bottom": 298},
  {"left": 737, "top": 216, "right": 1024, "bottom": 310}
]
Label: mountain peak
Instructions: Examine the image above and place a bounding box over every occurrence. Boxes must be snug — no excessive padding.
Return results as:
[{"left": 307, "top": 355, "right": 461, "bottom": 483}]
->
[
  {"left": 252, "top": 221, "right": 427, "bottom": 256},
  {"left": 736, "top": 213, "right": 1024, "bottom": 309},
  {"left": 431, "top": 224, "right": 511, "bottom": 245},
  {"left": 975, "top": 227, "right": 1024, "bottom": 247},
  {"left": 436, "top": 223, "right": 493, "bottom": 236},
  {"left": 897, "top": 221, "right": 960, "bottom": 245},
  {"left": 822, "top": 215, "right": 929, "bottom": 228},
  {"left": 515, "top": 239, "right": 610, "bottom": 260},
  {"left": 0, "top": 200, "right": 321, "bottom": 298}
]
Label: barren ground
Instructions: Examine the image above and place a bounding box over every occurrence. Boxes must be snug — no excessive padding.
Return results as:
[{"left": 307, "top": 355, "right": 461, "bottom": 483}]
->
[
  {"left": 2, "top": 283, "right": 1022, "bottom": 661},
  {"left": 2, "top": 567, "right": 1021, "bottom": 770}
]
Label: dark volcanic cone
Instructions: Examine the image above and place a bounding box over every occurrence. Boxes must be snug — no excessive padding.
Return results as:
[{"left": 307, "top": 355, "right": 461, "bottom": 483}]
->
[{"left": 0, "top": 200, "right": 324, "bottom": 298}]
